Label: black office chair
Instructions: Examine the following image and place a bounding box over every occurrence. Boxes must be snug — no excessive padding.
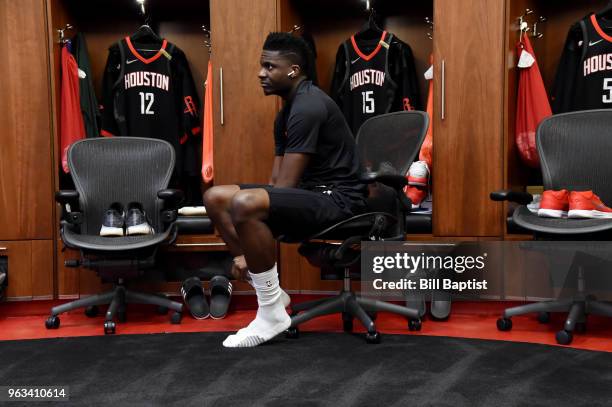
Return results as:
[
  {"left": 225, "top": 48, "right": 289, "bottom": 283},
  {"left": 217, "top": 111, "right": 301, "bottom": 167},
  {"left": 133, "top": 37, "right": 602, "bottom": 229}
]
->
[
  {"left": 285, "top": 111, "right": 428, "bottom": 344},
  {"left": 491, "top": 109, "right": 612, "bottom": 345},
  {"left": 48, "top": 137, "right": 185, "bottom": 334}
]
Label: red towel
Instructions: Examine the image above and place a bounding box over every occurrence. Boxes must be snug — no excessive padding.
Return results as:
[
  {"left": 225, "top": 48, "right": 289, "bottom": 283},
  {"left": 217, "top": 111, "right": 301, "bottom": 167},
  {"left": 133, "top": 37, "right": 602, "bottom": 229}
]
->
[
  {"left": 60, "top": 46, "right": 86, "bottom": 173},
  {"left": 419, "top": 55, "right": 433, "bottom": 168},
  {"left": 201, "top": 61, "right": 214, "bottom": 184},
  {"left": 516, "top": 35, "right": 551, "bottom": 168}
]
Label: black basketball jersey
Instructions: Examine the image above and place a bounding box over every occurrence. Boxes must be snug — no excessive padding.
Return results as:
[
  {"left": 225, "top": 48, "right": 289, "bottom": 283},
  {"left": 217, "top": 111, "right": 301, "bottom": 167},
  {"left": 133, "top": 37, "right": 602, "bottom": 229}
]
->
[
  {"left": 553, "top": 14, "right": 612, "bottom": 112},
  {"left": 331, "top": 31, "right": 421, "bottom": 136},
  {"left": 334, "top": 31, "right": 397, "bottom": 134},
  {"left": 101, "top": 37, "right": 201, "bottom": 177}
]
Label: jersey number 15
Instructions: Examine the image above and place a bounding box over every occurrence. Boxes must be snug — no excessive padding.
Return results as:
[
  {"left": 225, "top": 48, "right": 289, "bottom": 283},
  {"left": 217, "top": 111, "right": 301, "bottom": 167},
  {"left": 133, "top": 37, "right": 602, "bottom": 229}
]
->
[
  {"left": 139, "top": 92, "right": 155, "bottom": 115},
  {"left": 362, "top": 91, "right": 375, "bottom": 114}
]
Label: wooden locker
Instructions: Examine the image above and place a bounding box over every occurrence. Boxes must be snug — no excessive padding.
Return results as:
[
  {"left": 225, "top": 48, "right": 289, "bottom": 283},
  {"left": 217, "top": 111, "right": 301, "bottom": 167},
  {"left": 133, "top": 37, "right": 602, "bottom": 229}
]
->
[
  {"left": 210, "top": 0, "right": 278, "bottom": 185},
  {"left": 433, "top": 0, "right": 506, "bottom": 237}
]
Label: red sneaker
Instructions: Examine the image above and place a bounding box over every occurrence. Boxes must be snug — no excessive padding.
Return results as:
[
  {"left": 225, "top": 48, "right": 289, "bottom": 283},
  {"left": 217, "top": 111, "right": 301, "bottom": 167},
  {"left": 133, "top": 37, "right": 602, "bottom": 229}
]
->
[
  {"left": 405, "top": 185, "right": 428, "bottom": 209},
  {"left": 537, "top": 189, "right": 569, "bottom": 218},
  {"left": 568, "top": 191, "right": 612, "bottom": 219}
]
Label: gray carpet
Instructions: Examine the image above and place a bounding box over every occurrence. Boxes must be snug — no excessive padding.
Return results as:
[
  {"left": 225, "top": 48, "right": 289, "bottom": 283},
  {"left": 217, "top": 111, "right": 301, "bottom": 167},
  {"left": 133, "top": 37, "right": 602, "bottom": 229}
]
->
[{"left": 1, "top": 332, "right": 611, "bottom": 406}]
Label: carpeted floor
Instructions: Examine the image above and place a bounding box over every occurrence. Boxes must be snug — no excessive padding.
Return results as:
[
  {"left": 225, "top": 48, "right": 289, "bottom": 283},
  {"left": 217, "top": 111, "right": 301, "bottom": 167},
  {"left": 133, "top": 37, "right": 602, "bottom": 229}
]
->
[{"left": 1, "top": 332, "right": 611, "bottom": 406}]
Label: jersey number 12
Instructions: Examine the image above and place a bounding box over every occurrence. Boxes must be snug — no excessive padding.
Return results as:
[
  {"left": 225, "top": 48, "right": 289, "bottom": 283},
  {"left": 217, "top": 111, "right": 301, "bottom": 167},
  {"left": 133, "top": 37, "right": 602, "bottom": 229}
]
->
[{"left": 139, "top": 92, "right": 155, "bottom": 115}]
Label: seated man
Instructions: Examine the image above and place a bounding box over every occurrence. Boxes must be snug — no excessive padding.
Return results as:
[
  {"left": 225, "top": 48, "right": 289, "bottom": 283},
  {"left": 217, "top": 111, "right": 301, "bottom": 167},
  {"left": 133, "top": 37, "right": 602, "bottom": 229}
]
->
[{"left": 203, "top": 32, "right": 368, "bottom": 347}]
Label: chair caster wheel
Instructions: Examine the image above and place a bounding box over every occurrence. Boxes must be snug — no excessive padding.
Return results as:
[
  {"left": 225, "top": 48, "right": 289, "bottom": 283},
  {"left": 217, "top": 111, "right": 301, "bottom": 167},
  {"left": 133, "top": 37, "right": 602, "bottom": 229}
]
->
[
  {"left": 170, "top": 312, "right": 182, "bottom": 324},
  {"left": 85, "top": 305, "right": 99, "bottom": 317},
  {"left": 408, "top": 318, "right": 422, "bottom": 331},
  {"left": 157, "top": 305, "right": 169, "bottom": 315},
  {"left": 104, "top": 321, "right": 116, "bottom": 335},
  {"left": 575, "top": 322, "right": 587, "bottom": 333},
  {"left": 556, "top": 329, "right": 573, "bottom": 345},
  {"left": 497, "top": 317, "right": 512, "bottom": 331},
  {"left": 285, "top": 327, "right": 299, "bottom": 339},
  {"left": 365, "top": 331, "right": 381, "bottom": 344},
  {"left": 537, "top": 312, "right": 550, "bottom": 324},
  {"left": 45, "top": 316, "right": 60, "bottom": 329}
]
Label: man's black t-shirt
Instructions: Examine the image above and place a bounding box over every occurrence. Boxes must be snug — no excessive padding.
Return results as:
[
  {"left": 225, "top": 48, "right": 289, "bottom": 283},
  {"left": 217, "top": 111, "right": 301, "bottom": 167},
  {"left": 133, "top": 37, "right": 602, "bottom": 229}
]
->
[{"left": 274, "top": 80, "right": 367, "bottom": 211}]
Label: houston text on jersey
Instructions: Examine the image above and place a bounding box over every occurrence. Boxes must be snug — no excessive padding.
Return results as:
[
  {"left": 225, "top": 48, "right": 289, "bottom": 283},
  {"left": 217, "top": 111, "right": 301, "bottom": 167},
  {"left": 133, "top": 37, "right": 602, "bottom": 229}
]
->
[
  {"left": 349, "top": 69, "right": 386, "bottom": 91},
  {"left": 124, "top": 71, "right": 170, "bottom": 91}
]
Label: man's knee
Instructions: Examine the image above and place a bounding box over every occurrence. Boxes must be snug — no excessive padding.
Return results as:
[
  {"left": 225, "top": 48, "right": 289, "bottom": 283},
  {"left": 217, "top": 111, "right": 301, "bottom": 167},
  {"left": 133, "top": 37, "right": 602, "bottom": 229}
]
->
[
  {"left": 203, "top": 186, "right": 237, "bottom": 212},
  {"left": 230, "top": 190, "right": 267, "bottom": 224}
]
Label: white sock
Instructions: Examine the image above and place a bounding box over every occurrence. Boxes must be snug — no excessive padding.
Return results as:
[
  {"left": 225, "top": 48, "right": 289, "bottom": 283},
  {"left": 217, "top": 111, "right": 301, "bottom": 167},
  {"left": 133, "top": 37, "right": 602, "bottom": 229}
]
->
[
  {"left": 246, "top": 274, "right": 291, "bottom": 307},
  {"left": 223, "top": 265, "right": 291, "bottom": 348}
]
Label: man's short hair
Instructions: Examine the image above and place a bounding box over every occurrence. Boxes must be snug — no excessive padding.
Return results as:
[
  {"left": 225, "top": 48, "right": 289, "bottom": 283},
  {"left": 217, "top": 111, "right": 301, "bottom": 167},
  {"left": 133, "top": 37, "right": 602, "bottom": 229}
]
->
[{"left": 263, "top": 32, "right": 312, "bottom": 74}]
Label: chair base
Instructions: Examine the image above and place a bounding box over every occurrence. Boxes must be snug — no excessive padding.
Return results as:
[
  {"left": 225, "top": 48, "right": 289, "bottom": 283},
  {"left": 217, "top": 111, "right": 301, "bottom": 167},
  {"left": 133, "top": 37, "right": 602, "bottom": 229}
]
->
[
  {"left": 45, "top": 284, "right": 183, "bottom": 334},
  {"left": 497, "top": 298, "right": 612, "bottom": 345},
  {"left": 287, "top": 289, "right": 421, "bottom": 343}
]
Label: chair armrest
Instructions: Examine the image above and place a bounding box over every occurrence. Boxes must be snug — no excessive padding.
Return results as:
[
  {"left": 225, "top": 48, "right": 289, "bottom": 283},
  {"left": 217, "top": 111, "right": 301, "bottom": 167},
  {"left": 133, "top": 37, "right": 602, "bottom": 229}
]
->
[
  {"left": 360, "top": 172, "right": 408, "bottom": 190},
  {"left": 55, "top": 190, "right": 79, "bottom": 205},
  {"left": 490, "top": 189, "right": 533, "bottom": 205},
  {"left": 158, "top": 189, "right": 184, "bottom": 208},
  {"left": 55, "top": 190, "right": 82, "bottom": 224},
  {"left": 158, "top": 189, "right": 184, "bottom": 225}
]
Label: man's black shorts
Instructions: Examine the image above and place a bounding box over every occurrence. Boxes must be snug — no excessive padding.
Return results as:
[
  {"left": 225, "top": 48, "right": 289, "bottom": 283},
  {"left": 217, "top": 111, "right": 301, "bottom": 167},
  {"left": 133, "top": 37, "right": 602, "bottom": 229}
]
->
[{"left": 239, "top": 184, "right": 363, "bottom": 240}]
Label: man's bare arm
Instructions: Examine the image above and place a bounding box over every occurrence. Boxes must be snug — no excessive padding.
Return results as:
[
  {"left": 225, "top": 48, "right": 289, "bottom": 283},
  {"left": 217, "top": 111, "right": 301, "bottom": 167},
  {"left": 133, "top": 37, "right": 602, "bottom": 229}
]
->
[
  {"left": 274, "top": 153, "right": 310, "bottom": 188},
  {"left": 269, "top": 156, "right": 283, "bottom": 185}
]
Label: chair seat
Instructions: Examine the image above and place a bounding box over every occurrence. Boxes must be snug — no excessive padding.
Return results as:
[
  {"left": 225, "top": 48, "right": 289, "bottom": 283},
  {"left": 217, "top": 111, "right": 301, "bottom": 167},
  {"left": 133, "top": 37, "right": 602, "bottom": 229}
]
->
[
  {"left": 286, "top": 212, "right": 399, "bottom": 242},
  {"left": 176, "top": 216, "right": 214, "bottom": 234},
  {"left": 513, "top": 206, "right": 612, "bottom": 235},
  {"left": 62, "top": 226, "right": 173, "bottom": 251}
]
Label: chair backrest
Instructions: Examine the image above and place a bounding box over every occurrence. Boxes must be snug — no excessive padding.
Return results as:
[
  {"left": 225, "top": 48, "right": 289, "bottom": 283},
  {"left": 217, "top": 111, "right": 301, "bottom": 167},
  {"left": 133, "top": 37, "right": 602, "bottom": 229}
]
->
[
  {"left": 67, "top": 137, "right": 175, "bottom": 235},
  {"left": 356, "top": 111, "right": 429, "bottom": 213},
  {"left": 356, "top": 111, "right": 429, "bottom": 177},
  {"left": 538, "top": 110, "right": 612, "bottom": 204}
]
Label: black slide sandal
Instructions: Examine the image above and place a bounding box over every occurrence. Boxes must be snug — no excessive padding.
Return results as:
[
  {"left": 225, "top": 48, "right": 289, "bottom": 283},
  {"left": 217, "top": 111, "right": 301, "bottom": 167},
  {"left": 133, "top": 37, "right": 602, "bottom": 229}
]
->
[
  {"left": 209, "top": 275, "right": 232, "bottom": 319},
  {"left": 181, "top": 277, "right": 209, "bottom": 320}
]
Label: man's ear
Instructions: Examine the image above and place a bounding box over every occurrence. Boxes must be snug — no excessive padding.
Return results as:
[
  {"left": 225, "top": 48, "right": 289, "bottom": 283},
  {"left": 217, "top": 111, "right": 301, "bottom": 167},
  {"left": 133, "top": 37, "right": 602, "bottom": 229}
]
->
[{"left": 290, "top": 64, "right": 301, "bottom": 78}]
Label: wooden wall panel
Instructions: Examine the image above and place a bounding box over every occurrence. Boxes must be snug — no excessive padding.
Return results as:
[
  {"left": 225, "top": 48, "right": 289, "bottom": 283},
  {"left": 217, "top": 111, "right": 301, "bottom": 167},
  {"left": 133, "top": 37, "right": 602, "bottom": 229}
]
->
[
  {"left": 31, "top": 240, "right": 54, "bottom": 299},
  {"left": 57, "top": 247, "right": 79, "bottom": 298},
  {"left": 211, "top": 0, "right": 278, "bottom": 185},
  {"left": 433, "top": 0, "right": 505, "bottom": 237},
  {"left": 1, "top": 241, "right": 32, "bottom": 300},
  {"left": 0, "top": 0, "right": 54, "bottom": 240}
]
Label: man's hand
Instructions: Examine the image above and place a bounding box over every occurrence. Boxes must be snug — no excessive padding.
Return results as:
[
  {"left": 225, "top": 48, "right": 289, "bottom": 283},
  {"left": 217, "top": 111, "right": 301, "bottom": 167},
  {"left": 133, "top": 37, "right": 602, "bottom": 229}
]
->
[{"left": 231, "top": 255, "right": 250, "bottom": 281}]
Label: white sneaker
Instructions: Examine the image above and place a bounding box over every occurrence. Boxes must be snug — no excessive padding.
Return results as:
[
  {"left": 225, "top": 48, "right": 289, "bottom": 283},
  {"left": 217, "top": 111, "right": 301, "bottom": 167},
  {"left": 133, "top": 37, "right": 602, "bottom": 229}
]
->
[{"left": 408, "top": 161, "right": 430, "bottom": 187}]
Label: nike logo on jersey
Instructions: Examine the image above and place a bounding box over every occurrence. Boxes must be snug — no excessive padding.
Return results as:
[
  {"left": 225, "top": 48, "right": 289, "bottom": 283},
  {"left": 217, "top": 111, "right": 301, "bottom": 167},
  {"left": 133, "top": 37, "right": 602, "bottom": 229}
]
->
[
  {"left": 126, "top": 59, "right": 139, "bottom": 64},
  {"left": 589, "top": 39, "right": 604, "bottom": 47},
  {"left": 351, "top": 57, "right": 361, "bottom": 64}
]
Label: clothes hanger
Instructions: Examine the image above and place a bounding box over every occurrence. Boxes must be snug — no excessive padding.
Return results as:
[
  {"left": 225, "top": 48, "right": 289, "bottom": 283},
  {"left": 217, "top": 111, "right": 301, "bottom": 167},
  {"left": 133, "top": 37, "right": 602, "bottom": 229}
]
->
[
  {"left": 130, "top": 2, "right": 163, "bottom": 49},
  {"left": 354, "top": 8, "right": 384, "bottom": 41},
  {"left": 131, "top": 24, "right": 163, "bottom": 48}
]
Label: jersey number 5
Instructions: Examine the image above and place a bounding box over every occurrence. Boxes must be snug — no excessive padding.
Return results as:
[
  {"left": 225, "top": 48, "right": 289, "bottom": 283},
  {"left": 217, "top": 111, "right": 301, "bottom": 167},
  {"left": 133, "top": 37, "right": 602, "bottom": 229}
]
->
[
  {"left": 604, "top": 79, "right": 612, "bottom": 104},
  {"left": 139, "top": 92, "right": 155, "bottom": 115},
  {"left": 362, "top": 91, "right": 375, "bottom": 114}
]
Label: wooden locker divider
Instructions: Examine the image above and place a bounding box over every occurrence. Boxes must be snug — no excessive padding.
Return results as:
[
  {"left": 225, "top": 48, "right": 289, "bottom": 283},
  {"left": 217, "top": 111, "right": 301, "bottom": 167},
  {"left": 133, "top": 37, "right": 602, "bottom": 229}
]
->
[{"left": 433, "top": 0, "right": 506, "bottom": 237}]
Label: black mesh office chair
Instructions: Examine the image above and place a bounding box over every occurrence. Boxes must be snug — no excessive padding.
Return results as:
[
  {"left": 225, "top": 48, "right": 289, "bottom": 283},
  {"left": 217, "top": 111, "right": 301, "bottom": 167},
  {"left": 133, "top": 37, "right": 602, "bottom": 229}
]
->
[
  {"left": 285, "top": 111, "right": 428, "bottom": 344},
  {"left": 47, "top": 137, "right": 185, "bottom": 334},
  {"left": 491, "top": 109, "right": 612, "bottom": 344}
]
